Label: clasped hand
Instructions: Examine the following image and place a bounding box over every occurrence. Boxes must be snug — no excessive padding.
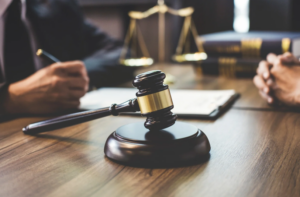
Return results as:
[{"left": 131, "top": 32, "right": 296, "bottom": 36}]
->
[
  {"left": 254, "top": 52, "right": 300, "bottom": 107},
  {"left": 3, "top": 61, "right": 89, "bottom": 114}
]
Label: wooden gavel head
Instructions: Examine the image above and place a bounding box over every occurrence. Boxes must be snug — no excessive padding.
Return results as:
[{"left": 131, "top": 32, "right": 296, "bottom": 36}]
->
[{"left": 132, "top": 70, "right": 177, "bottom": 130}]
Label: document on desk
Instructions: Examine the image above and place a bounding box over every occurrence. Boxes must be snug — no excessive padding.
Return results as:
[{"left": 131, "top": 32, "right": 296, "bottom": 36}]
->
[{"left": 80, "top": 88, "right": 239, "bottom": 119}]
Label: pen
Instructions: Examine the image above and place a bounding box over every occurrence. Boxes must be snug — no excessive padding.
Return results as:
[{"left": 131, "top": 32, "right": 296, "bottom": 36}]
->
[{"left": 36, "top": 49, "right": 60, "bottom": 63}]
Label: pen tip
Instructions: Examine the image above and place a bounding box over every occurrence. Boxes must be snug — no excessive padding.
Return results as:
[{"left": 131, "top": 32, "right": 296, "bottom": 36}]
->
[{"left": 36, "top": 49, "right": 43, "bottom": 56}]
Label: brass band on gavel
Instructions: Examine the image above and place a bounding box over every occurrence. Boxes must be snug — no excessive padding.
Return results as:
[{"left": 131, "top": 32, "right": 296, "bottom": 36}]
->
[{"left": 137, "top": 89, "right": 173, "bottom": 114}]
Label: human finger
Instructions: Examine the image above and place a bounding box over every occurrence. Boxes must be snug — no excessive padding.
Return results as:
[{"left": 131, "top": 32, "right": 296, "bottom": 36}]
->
[
  {"left": 266, "top": 78, "right": 275, "bottom": 87},
  {"left": 67, "top": 76, "right": 89, "bottom": 91},
  {"left": 257, "top": 60, "right": 271, "bottom": 80},
  {"left": 59, "top": 100, "right": 81, "bottom": 109},
  {"left": 270, "top": 65, "right": 282, "bottom": 80},
  {"left": 53, "top": 61, "right": 88, "bottom": 77},
  {"left": 67, "top": 89, "right": 86, "bottom": 100},
  {"left": 253, "top": 75, "right": 271, "bottom": 93},
  {"left": 52, "top": 89, "right": 85, "bottom": 101},
  {"left": 259, "top": 90, "right": 274, "bottom": 104},
  {"left": 272, "top": 54, "right": 284, "bottom": 69},
  {"left": 271, "top": 56, "right": 291, "bottom": 81},
  {"left": 266, "top": 53, "right": 277, "bottom": 65},
  {"left": 279, "top": 52, "right": 299, "bottom": 65}
]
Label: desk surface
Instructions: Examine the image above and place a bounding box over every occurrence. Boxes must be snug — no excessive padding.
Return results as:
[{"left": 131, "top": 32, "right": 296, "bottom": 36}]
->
[{"left": 1, "top": 64, "right": 300, "bottom": 197}]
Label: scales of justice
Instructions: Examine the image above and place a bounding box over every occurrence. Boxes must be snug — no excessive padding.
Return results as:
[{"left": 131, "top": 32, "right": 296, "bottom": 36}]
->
[
  {"left": 22, "top": 1, "right": 211, "bottom": 167},
  {"left": 119, "top": 0, "right": 207, "bottom": 67}
]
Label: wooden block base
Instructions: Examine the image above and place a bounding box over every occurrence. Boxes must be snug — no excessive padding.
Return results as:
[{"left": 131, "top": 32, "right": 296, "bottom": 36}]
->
[{"left": 104, "top": 121, "right": 211, "bottom": 168}]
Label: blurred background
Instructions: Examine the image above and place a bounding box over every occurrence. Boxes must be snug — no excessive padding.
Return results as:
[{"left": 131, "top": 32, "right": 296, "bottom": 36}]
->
[{"left": 79, "top": 0, "right": 300, "bottom": 62}]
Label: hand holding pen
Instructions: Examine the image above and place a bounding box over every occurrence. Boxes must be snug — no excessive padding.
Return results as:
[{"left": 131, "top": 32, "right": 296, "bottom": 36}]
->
[{"left": 3, "top": 49, "right": 89, "bottom": 115}]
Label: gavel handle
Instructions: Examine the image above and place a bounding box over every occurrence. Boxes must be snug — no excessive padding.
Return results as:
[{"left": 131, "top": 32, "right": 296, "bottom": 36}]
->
[{"left": 23, "top": 98, "right": 139, "bottom": 135}]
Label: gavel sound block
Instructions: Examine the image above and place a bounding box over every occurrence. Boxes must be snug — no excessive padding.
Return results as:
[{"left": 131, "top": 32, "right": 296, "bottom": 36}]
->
[{"left": 23, "top": 70, "right": 210, "bottom": 167}]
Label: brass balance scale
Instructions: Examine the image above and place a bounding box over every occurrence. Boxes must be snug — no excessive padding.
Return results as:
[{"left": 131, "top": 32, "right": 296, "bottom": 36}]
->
[{"left": 119, "top": 0, "right": 207, "bottom": 68}]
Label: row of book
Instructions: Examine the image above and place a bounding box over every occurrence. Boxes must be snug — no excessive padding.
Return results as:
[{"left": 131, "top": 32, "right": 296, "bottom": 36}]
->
[{"left": 194, "top": 31, "right": 300, "bottom": 77}]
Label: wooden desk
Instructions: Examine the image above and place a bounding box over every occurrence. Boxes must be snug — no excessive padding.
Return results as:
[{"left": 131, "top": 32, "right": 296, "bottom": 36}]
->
[{"left": 1, "top": 64, "right": 299, "bottom": 197}]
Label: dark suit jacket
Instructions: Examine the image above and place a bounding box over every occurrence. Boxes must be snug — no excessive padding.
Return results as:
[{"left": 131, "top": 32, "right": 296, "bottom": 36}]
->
[{"left": 25, "top": 0, "right": 134, "bottom": 87}]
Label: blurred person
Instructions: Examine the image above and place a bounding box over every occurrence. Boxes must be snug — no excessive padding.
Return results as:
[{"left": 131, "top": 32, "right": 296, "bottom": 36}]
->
[
  {"left": 0, "top": 0, "right": 134, "bottom": 115},
  {"left": 253, "top": 52, "right": 300, "bottom": 107}
]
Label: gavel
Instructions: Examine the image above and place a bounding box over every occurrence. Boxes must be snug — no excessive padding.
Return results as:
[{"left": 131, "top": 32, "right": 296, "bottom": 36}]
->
[
  {"left": 23, "top": 70, "right": 177, "bottom": 135},
  {"left": 23, "top": 70, "right": 211, "bottom": 167}
]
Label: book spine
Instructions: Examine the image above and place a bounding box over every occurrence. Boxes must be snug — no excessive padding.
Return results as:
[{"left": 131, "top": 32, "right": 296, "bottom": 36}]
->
[
  {"left": 195, "top": 57, "right": 260, "bottom": 78},
  {"left": 197, "top": 38, "right": 292, "bottom": 59}
]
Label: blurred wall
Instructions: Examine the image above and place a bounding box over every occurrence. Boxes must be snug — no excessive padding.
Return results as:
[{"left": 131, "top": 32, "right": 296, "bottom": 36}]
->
[
  {"left": 80, "top": 0, "right": 234, "bottom": 62},
  {"left": 182, "top": 0, "right": 234, "bottom": 35},
  {"left": 82, "top": 6, "right": 125, "bottom": 39},
  {"left": 250, "top": 0, "right": 300, "bottom": 31}
]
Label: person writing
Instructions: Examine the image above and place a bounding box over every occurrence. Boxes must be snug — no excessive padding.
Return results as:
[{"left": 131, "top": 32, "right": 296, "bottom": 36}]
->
[
  {"left": 253, "top": 52, "right": 300, "bottom": 107},
  {"left": 0, "top": 0, "right": 134, "bottom": 115}
]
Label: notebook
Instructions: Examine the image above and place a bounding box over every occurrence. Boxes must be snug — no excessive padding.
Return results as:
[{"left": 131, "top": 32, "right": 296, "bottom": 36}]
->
[{"left": 80, "top": 88, "right": 239, "bottom": 119}]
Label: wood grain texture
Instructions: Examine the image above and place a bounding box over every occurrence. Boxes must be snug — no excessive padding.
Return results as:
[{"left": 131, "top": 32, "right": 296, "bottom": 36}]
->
[
  {"left": 1, "top": 109, "right": 300, "bottom": 197},
  {"left": 1, "top": 63, "right": 299, "bottom": 197}
]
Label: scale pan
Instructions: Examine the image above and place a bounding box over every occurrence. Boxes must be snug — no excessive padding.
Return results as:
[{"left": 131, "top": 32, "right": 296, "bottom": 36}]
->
[
  {"left": 173, "top": 52, "right": 207, "bottom": 63},
  {"left": 120, "top": 57, "right": 154, "bottom": 67}
]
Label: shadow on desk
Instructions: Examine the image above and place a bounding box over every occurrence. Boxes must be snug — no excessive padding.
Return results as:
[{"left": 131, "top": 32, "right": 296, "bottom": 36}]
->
[
  {"left": 31, "top": 132, "right": 211, "bottom": 169},
  {"left": 108, "top": 154, "right": 211, "bottom": 169},
  {"left": 0, "top": 109, "right": 81, "bottom": 123}
]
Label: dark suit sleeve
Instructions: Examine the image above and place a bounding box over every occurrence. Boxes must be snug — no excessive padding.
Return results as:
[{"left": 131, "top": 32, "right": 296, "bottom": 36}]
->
[
  {"left": 30, "top": 0, "right": 135, "bottom": 88},
  {"left": 81, "top": 20, "right": 135, "bottom": 88}
]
